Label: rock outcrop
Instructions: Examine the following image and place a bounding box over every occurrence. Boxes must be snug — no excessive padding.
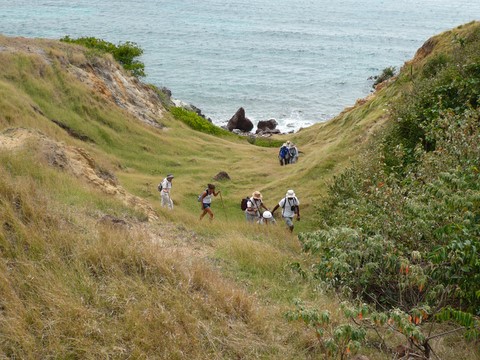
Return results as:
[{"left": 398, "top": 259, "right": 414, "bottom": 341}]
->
[
  {"left": 256, "top": 118, "right": 278, "bottom": 133},
  {"left": 0, "top": 128, "right": 158, "bottom": 221},
  {"left": 226, "top": 107, "right": 254, "bottom": 132},
  {"left": 0, "top": 37, "right": 167, "bottom": 130}
]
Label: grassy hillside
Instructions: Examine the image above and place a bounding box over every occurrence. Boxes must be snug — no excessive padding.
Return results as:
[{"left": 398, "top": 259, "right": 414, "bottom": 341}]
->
[
  {"left": 0, "top": 22, "right": 479, "bottom": 359},
  {"left": 0, "top": 35, "right": 356, "bottom": 359}
]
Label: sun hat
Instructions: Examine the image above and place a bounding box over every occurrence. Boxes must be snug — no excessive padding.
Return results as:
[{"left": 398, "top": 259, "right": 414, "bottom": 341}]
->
[
  {"left": 252, "top": 191, "right": 262, "bottom": 200},
  {"left": 262, "top": 211, "right": 272, "bottom": 219},
  {"left": 166, "top": 174, "right": 174, "bottom": 178},
  {"left": 286, "top": 189, "right": 295, "bottom": 198}
]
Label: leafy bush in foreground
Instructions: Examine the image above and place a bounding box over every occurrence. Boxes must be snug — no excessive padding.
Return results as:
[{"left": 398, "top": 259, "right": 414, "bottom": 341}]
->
[
  {"left": 294, "top": 24, "right": 480, "bottom": 357},
  {"left": 60, "top": 36, "right": 146, "bottom": 77},
  {"left": 384, "top": 27, "right": 480, "bottom": 175}
]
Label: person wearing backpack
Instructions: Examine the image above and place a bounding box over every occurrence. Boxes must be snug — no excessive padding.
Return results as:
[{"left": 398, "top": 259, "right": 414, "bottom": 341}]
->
[
  {"left": 245, "top": 191, "right": 269, "bottom": 223},
  {"left": 159, "top": 174, "right": 174, "bottom": 209},
  {"left": 288, "top": 143, "right": 299, "bottom": 164},
  {"left": 199, "top": 183, "right": 221, "bottom": 221},
  {"left": 278, "top": 143, "right": 290, "bottom": 166},
  {"left": 271, "top": 189, "right": 300, "bottom": 232}
]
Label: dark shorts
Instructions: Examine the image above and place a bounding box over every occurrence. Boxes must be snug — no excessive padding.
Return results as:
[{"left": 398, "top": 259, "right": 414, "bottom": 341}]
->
[{"left": 202, "top": 203, "right": 211, "bottom": 209}]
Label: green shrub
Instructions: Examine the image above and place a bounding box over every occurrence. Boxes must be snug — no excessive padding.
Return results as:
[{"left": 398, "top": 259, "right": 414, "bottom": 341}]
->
[
  {"left": 60, "top": 36, "right": 146, "bottom": 77},
  {"left": 370, "top": 66, "right": 396, "bottom": 88},
  {"left": 422, "top": 53, "right": 450, "bottom": 78},
  {"left": 170, "top": 107, "right": 232, "bottom": 137},
  {"left": 385, "top": 27, "right": 480, "bottom": 175}
]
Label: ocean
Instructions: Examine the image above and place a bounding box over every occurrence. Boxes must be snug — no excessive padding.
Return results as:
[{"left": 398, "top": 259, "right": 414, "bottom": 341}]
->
[{"left": 0, "top": 0, "right": 479, "bottom": 132}]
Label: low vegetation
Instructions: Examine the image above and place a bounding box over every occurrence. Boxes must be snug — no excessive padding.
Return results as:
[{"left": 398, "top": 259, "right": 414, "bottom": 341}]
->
[
  {"left": 294, "top": 22, "right": 480, "bottom": 359},
  {"left": 170, "top": 107, "right": 233, "bottom": 137},
  {"left": 60, "top": 35, "right": 146, "bottom": 77},
  {"left": 369, "top": 66, "right": 396, "bottom": 88}
]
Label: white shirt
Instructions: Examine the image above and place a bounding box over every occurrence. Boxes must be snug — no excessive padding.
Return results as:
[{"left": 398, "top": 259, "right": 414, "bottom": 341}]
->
[
  {"left": 246, "top": 198, "right": 262, "bottom": 214},
  {"left": 202, "top": 190, "right": 212, "bottom": 204},
  {"left": 278, "top": 197, "right": 299, "bottom": 218},
  {"left": 161, "top": 178, "right": 172, "bottom": 193}
]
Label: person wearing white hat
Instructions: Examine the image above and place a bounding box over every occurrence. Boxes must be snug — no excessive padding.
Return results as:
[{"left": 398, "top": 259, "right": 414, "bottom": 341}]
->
[
  {"left": 160, "top": 174, "right": 174, "bottom": 209},
  {"left": 245, "top": 191, "right": 269, "bottom": 223},
  {"left": 258, "top": 210, "right": 277, "bottom": 225},
  {"left": 271, "top": 189, "right": 300, "bottom": 232}
]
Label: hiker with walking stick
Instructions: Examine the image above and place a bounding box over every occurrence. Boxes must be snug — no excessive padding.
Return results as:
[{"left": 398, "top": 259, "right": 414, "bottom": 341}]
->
[{"left": 199, "top": 183, "right": 221, "bottom": 221}]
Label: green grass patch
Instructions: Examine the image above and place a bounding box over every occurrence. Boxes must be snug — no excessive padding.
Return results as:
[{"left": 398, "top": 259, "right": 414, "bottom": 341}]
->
[
  {"left": 247, "top": 136, "right": 284, "bottom": 148},
  {"left": 170, "top": 107, "right": 234, "bottom": 137}
]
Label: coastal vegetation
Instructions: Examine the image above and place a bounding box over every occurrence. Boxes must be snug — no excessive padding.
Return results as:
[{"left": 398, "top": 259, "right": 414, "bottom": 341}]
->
[
  {"left": 60, "top": 35, "right": 146, "bottom": 77},
  {"left": 293, "top": 22, "right": 480, "bottom": 358},
  {"left": 170, "top": 107, "right": 233, "bottom": 137},
  {"left": 0, "top": 22, "right": 479, "bottom": 359}
]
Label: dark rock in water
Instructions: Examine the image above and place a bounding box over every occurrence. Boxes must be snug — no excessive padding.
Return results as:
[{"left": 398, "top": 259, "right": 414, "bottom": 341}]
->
[
  {"left": 213, "top": 171, "right": 231, "bottom": 181},
  {"left": 256, "top": 118, "right": 278, "bottom": 133},
  {"left": 226, "top": 107, "right": 253, "bottom": 132}
]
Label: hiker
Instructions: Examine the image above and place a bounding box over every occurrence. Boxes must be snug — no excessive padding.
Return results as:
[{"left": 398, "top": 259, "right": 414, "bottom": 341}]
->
[
  {"left": 258, "top": 210, "right": 276, "bottom": 225},
  {"left": 288, "top": 143, "right": 299, "bottom": 164},
  {"left": 271, "top": 189, "right": 300, "bottom": 232},
  {"left": 160, "top": 174, "right": 174, "bottom": 209},
  {"left": 199, "top": 183, "right": 221, "bottom": 221},
  {"left": 278, "top": 143, "right": 290, "bottom": 166},
  {"left": 245, "top": 191, "right": 269, "bottom": 223}
]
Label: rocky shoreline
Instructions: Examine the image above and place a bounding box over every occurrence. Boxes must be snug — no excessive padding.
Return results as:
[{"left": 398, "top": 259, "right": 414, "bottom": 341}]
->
[{"left": 164, "top": 88, "right": 292, "bottom": 137}]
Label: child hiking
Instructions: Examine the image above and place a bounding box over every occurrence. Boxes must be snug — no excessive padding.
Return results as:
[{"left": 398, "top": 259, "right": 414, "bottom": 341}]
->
[
  {"left": 199, "top": 184, "right": 221, "bottom": 221},
  {"left": 271, "top": 189, "right": 300, "bottom": 232},
  {"left": 258, "top": 210, "right": 276, "bottom": 225}
]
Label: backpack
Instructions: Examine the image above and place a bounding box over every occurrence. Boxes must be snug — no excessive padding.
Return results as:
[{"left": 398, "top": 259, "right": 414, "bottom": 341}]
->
[
  {"left": 157, "top": 182, "right": 163, "bottom": 192},
  {"left": 240, "top": 197, "right": 250, "bottom": 211},
  {"left": 281, "top": 197, "right": 297, "bottom": 213},
  {"left": 197, "top": 189, "right": 208, "bottom": 202},
  {"left": 279, "top": 146, "right": 288, "bottom": 158}
]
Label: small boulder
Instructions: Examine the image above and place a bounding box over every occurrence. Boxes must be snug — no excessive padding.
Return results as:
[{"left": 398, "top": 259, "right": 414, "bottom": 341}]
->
[
  {"left": 213, "top": 171, "right": 231, "bottom": 181},
  {"left": 226, "top": 107, "right": 253, "bottom": 132}
]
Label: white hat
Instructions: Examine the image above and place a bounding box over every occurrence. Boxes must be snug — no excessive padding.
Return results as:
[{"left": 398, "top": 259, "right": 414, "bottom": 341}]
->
[
  {"left": 263, "top": 211, "right": 272, "bottom": 219},
  {"left": 286, "top": 189, "right": 295, "bottom": 198}
]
